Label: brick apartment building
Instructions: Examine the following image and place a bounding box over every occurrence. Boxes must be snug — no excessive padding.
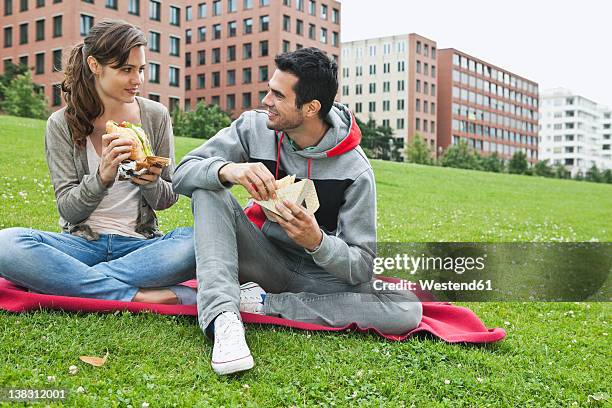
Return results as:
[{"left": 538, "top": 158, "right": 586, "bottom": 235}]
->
[
  {"left": 185, "top": 0, "right": 341, "bottom": 115},
  {"left": 436, "top": 48, "right": 539, "bottom": 163},
  {"left": 0, "top": 0, "right": 341, "bottom": 116},
  {"left": 1, "top": 0, "right": 184, "bottom": 111}
]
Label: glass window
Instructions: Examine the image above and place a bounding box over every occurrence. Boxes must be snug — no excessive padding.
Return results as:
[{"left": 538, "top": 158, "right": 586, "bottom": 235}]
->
[
  {"left": 243, "top": 18, "right": 253, "bottom": 34},
  {"left": 149, "top": 31, "right": 160, "bottom": 52},
  {"left": 242, "top": 67, "right": 252, "bottom": 83},
  {"left": 80, "top": 15, "right": 93, "bottom": 36},
  {"left": 259, "top": 40, "right": 268, "bottom": 57},
  {"left": 228, "top": 21, "right": 236, "bottom": 37},
  {"left": 170, "top": 6, "right": 180, "bottom": 26},
  {"left": 52, "top": 83, "right": 62, "bottom": 106},
  {"left": 242, "top": 92, "right": 251, "bottom": 108},
  {"left": 260, "top": 15, "right": 269, "bottom": 32},
  {"left": 35, "top": 19, "right": 44, "bottom": 41},
  {"left": 169, "top": 36, "right": 180, "bottom": 56},
  {"left": 259, "top": 65, "right": 268, "bottom": 82},
  {"left": 149, "top": 0, "right": 161, "bottom": 21},
  {"left": 198, "top": 2, "right": 207, "bottom": 17},
  {"left": 243, "top": 43, "right": 252, "bottom": 59},
  {"left": 52, "top": 49, "right": 61, "bottom": 71}
]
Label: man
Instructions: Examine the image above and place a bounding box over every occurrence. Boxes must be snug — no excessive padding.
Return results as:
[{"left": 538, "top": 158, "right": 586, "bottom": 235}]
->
[{"left": 173, "top": 48, "right": 422, "bottom": 375}]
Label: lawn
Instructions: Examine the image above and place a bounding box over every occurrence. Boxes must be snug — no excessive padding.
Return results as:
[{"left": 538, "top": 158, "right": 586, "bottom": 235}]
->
[{"left": 0, "top": 115, "right": 610, "bottom": 407}]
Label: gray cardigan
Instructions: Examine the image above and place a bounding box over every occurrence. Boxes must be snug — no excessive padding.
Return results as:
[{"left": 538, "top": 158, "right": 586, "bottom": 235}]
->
[{"left": 44, "top": 96, "right": 178, "bottom": 240}]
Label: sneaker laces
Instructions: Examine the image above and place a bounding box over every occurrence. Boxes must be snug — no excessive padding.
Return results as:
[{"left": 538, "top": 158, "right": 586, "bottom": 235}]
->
[{"left": 215, "top": 314, "right": 244, "bottom": 348}]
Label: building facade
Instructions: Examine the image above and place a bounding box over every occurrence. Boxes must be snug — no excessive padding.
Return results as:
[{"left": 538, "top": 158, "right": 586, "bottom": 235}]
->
[
  {"left": 184, "top": 0, "right": 341, "bottom": 116},
  {"left": 539, "top": 88, "right": 611, "bottom": 176},
  {"left": 340, "top": 33, "right": 438, "bottom": 152},
  {"left": 0, "top": 0, "right": 341, "bottom": 116},
  {"left": 1, "top": 0, "right": 186, "bottom": 111},
  {"left": 437, "top": 48, "right": 539, "bottom": 163}
]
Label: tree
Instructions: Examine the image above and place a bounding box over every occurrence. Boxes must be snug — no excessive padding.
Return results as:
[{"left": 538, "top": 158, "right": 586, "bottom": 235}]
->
[
  {"left": 508, "top": 151, "right": 528, "bottom": 174},
  {"left": 171, "top": 101, "right": 232, "bottom": 139},
  {"left": 554, "top": 163, "right": 570, "bottom": 179},
  {"left": 479, "top": 152, "right": 504, "bottom": 173},
  {"left": 574, "top": 170, "right": 584, "bottom": 181},
  {"left": 0, "top": 61, "right": 28, "bottom": 102},
  {"left": 405, "top": 133, "right": 433, "bottom": 165},
  {"left": 585, "top": 164, "right": 602, "bottom": 183},
  {"left": 440, "top": 140, "right": 480, "bottom": 170},
  {"left": 0, "top": 71, "right": 48, "bottom": 119},
  {"left": 356, "top": 117, "right": 400, "bottom": 161},
  {"left": 602, "top": 169, "right": 612, "bottom": 184},
  {"left": 534, "top": 159, "right": 554, "bottom": 177}
]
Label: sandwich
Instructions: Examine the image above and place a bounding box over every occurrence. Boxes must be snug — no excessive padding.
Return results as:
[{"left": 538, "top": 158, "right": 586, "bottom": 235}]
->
[{"left": 105, "top": 120, "right": 170, "bottom": 172}]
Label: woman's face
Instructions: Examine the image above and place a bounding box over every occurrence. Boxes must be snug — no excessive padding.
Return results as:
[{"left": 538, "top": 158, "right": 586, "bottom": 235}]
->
[{"left": 95, "top": 46, "right": 146, "bottom": 104}]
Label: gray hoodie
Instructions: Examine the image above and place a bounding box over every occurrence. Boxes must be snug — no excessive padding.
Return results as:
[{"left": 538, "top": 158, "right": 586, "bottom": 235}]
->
[{"left": 173, "top": 103, "right": 377, "bottom": 285}]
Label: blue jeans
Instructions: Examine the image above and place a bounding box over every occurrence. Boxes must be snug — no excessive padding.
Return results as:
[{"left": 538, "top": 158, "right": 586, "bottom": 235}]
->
[{"left": 0, "top": 227, "right": 196, "bottom": 301}]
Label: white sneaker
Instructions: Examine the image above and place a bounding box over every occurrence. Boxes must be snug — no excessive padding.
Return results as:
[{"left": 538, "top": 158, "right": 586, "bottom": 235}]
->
[
  {"left": 211, "top": 312, "right": 254, "bottom": 375},
  {"left": 239, "top": 282, "right": 266, "bottom": 315}
]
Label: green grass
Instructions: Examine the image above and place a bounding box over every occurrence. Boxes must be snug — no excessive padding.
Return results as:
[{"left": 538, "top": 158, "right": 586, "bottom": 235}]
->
[{"left": 0, "top": 115, "right": 610, "bottom": 407}]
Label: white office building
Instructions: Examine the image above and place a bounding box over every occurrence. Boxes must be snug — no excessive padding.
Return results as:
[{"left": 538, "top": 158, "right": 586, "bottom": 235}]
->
[{"left": 539, "top": 88, "right": 611, "bottom": 176}]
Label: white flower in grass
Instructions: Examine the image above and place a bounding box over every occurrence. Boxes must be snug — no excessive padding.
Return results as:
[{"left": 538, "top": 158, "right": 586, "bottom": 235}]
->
[
  {"left": 142, "top": 403, "right": 150, "bottom": 408},
  {"left": 476, "top": 377, "right": 484, "bottom": 383},
  {"left": 76, "top": 386, "right": 85, "bottom": 393},
  {"left": 242, "top": 384, "right": 250, "bottom": 389},
  {"left": 504, "top": 321, "right": 511, "bottom": 326},
  {"left": 444, "top": 379, "right": 451, "bottom": 385},
  {"left": 69, "top": 365, "right": 78, "bottom": 375},
  {"left": 47, "top": 375, "right": 56, "bottom": 382}
]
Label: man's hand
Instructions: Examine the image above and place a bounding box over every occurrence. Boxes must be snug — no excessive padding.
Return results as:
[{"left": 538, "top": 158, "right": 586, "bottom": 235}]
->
[
  {"left": 131, "top": 165, "right": 162, "bottom": 186},
  {"left": 274, "top": 199, "right": 323, "bottom": 251},
  {"left": 219, "top": 162, "right": 278, "bottom": 201}
]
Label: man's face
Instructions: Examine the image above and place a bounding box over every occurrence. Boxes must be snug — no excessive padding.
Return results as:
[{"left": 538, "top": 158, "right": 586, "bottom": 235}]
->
[
  {"left": 94, "top": 46, "right": 146, "bottom": 104},
  {"left": 261, "top": 69, "right": 305, "bottom": 131}
]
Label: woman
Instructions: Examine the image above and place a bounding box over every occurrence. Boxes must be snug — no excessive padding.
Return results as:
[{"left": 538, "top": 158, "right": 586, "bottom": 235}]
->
[{"left": 0, "top": 20, "right": 196, "bottom": 304}]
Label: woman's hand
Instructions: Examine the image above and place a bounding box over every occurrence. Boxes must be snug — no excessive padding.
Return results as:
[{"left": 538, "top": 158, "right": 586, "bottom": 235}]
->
[
  {"left": 98, "top": 133, "right": 134, "bottom": 187},
  {"left": 131, "top": 165, "right": 162, "bottom": 186}
]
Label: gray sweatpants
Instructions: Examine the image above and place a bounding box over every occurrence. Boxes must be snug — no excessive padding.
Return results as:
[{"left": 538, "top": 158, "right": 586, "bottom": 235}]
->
[{"left": 191, "top": 188, "right": 422, "bottom": 335}]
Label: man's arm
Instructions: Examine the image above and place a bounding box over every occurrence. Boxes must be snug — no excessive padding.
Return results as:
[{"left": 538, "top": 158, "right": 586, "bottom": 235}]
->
[
  {"left": 172, "top": 112, "right": 252, "bottom": 197},
  {"left": 275, "top": 168, "right": 377, "bottom": 285}
]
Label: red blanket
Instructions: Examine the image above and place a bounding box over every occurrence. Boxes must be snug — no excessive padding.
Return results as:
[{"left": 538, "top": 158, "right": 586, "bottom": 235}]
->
[{"left": 0, "top": 277, "right": 505, "bottom": 343}]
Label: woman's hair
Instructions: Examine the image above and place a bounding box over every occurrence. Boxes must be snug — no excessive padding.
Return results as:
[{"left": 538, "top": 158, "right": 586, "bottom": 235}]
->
[{"left": 61, "top": 20, "right": 146, "bottom": 148}]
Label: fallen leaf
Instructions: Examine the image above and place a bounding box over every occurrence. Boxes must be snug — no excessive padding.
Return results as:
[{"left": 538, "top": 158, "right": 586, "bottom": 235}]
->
[{"left": 79, "top": 352, "right": 109, "bottom": 367}]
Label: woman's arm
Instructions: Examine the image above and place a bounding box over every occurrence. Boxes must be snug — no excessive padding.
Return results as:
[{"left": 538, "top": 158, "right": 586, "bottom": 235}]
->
[
  {"left": 44, "top": 115, "right": 108, "bottom": 224},
  {"left": 139, "top": 108, "right": 179, "bottom": 211}
]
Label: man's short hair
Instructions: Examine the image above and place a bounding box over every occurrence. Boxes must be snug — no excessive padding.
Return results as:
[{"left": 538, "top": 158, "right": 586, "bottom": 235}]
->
[{"left": 274, "top": 47, "right": 338, "bottom": 118}]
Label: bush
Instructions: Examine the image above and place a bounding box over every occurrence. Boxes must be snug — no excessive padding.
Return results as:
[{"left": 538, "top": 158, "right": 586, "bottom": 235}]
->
[
  {"left": 171, "top": 102, "right": 232, "bottom": 139},
  {"left": 479, "top": 152, "right": 505, "bottom": 173},
  {"left": 585, "top": 164, "right": 602, "bottom": 183},
  {"left": 508, "top": 151, "right": 528, "bottom": 175},
  {"left": 440, "top": 141, "right": 480, "bottom": 170},
  {"left": 0, "top": 71, "right": 48, "bottom": 119},
  {"left": 405, "top": 133, "right": 433, "bottom": 165},
  {"left": 534, "top": 159, "right": 554, "bottom": 177}
]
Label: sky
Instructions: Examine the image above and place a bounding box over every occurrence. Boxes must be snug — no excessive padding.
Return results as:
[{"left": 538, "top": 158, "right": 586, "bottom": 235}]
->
[{"left": 340, "top": 0, "right": 612, "bottom": 108}]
